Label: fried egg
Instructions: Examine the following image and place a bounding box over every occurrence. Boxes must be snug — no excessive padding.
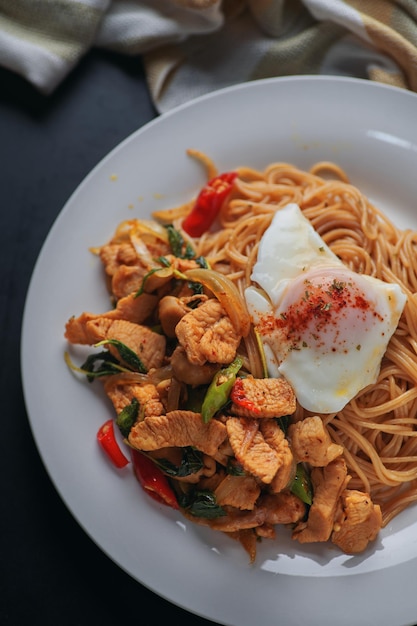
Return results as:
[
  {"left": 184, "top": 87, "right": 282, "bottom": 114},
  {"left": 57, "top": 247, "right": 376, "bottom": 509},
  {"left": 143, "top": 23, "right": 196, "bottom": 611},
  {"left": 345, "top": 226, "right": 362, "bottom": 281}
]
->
[{"left": 244, "top": 203, "right": 407, "bottom": 413}]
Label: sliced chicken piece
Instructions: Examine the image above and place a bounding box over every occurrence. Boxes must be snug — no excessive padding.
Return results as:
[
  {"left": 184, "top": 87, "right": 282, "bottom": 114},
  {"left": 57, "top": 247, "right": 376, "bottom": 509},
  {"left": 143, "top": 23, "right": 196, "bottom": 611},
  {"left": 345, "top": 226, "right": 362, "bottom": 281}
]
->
[
  {"left": 260, "top": 491, "right": 306, "bottom": 525},
  {"left": 90, "top": 318, "right": 165, "bottom": 371},
  {"left": 293, "top": 457, "right": 349, "bottom": 544},
  {"left": 65, "top": 292, "right": 157, "bottom": 344},
  {"left": 187, "top": 490, "right": 305, "bottom": 533},
  {"left": 226, "top": 417, "right": 280, "bottom": 484},
  {"left": 99, "top": 242, "right": 139, "bottom": 276},
  {"left": 100, "top": 229, "right": 170, "bottom": 274},
  {"left": 163, "top": 254, "right": 203, "bottom": 273},
  {"left": 288, "top": 415, "right": 343, "bottom": 467},
  {"left": 128, "top": 410, "right": 227, "bottom": 457},
  {"left": 214, "top": 475, "right": 261, "bottom": 511},
  {"left": 331, "top": 489, "right": 382, "bottom": 554},
  {"left": 230, "top": 376, "right": 296, "bottom": 418},
  {"left": 78, "top": 318, "right": 166, "bottom": 371},
  {"left": 226, "top": 417, "right": 294, "bottom": 489},
  {"left": 114, "top": 292, "right": 158, "bottom": 323},
  {"left": 104, "top": 379, "right": 164, "bottom": 418},
  {"left": 260, "top": 419, "right": 294, "bottom": 493},
  {"left": 175, "top": 298, "right": 241, "bottom": 366},
  {"left": 111, "top": 265, "right": 148, "bottom": 300}
]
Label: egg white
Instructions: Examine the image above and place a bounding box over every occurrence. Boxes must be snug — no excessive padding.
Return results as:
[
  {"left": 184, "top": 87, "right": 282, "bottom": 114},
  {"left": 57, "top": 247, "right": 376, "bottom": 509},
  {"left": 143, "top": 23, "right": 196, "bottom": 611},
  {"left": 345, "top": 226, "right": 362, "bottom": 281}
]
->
[{"left": 245, "top": 203, "right": 407, "bottom": 413}]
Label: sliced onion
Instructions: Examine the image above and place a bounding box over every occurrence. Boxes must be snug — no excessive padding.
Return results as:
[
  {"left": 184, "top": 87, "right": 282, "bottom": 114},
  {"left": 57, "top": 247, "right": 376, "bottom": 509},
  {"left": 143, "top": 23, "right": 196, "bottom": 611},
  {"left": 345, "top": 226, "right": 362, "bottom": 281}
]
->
[
  {"left": 243, "top": 328, "right": 267, "bottom": 378},
  {"left": 133, "top": 219, "right": 169, "bottom": 243},
  {"left": 112, "top": 219, "right": 137, "bottom": 243},
  {"left": 130, "top": 233, "right": 159, "bottom": 267},
  {"left": 183, "top": 268, "right": 251, "bottom": 337},
  {"left": 102, "top": 371, "right": 151, "bottom": 389},
  {"left": 102, "top": 366, "right": 174, "bottom": 388}
]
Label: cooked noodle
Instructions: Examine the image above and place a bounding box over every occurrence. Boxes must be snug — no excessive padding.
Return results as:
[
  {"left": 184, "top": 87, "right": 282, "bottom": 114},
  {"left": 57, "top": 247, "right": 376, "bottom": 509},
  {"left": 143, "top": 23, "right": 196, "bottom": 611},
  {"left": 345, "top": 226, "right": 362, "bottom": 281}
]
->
[{"left": 172, "top": 158, "right": 417, "bottom": 527}]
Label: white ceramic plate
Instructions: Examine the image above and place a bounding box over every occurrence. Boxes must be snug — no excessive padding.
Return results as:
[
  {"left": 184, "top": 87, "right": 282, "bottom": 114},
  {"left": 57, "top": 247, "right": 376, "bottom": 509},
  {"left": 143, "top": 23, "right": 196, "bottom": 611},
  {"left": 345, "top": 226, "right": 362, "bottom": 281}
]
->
[{"left": 21, "top": 76, "right": 417, "bottom": 626}]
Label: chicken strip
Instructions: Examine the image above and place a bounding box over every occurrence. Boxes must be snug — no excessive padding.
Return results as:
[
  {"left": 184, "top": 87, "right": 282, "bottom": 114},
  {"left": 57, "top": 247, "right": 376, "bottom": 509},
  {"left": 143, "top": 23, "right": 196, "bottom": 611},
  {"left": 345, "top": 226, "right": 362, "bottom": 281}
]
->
[
  {"left": 230, "top": 375, "right": 296, "bottom": 418},
  {"left": 129, "top": 410, "right": 227, "bottom": 457},
  {"left": 175, "top": 299, "right": 241, "bottom": 366}
]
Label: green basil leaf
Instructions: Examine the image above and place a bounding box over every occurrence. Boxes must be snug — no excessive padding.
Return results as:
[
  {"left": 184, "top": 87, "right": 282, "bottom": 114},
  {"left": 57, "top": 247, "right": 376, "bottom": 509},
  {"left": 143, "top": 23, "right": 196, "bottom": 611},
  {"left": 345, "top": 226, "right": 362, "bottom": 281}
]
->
[
  {"left": 116, "top": 398, "right": 140, "bottom": 437},
  {"left": 165, "top": 224, "right": 196, "bottom": 259},
  {"left": 180, "top": 490, "right": 226, "bottom": 519},
  {"left": 156, "top": 255, "right": 172, "bottom": 267},
  {"left": 154, "top": 447, "right": 204, "bottom": 478},
  {"left": 134, "top": 267, "right": 165, "bottom": 297},
  {"left": 195, "top": 256, "right": 209, "bottom": 269},
  {"left": 94, "top": 339, "right": 147, "bottom": 373},
  {"left": 227, "top": 458, "right": 246, "bottom": 476},
  {"left": 76, "top": 351, "right": 126, "bottom": 381}
]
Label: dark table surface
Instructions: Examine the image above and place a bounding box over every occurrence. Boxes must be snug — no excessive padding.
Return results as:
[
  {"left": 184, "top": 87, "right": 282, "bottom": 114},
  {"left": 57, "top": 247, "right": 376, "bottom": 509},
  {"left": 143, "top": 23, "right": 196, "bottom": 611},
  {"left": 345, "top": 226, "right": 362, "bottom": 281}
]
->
[{"left": 1, "top": 50, "right": 215, "bottom": 626}]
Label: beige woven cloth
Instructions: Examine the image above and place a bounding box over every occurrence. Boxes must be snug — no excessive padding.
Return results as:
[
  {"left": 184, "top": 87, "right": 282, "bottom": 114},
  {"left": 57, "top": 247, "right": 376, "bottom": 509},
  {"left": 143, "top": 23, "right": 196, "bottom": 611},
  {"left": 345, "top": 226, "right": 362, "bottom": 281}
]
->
[{"left": 1, "top": 0, "right": 416, "bottom": 112}]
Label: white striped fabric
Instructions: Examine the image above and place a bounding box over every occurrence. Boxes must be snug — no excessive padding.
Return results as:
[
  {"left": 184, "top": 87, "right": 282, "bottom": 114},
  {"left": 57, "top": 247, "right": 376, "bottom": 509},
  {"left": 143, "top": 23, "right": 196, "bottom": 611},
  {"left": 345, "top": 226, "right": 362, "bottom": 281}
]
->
[{"left": 0, "top": 0, "right": 415, "bottom": 111}]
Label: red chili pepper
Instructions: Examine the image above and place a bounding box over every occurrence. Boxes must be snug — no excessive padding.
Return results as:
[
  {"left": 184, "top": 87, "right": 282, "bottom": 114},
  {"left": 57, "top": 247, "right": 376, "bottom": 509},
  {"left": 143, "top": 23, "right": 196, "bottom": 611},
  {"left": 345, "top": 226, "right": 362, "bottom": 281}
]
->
[
  {"left": 182, "top": 171, "right": 237, "bottom": 237},
  {"left": 97, "top": 419, "right": 130, "bottom": 468},
  {"left": 230, "top": 378, "right": 261, "bottom": 414},
  {"left": 131, "top": 449, "right": 179, "bottom": 509}
]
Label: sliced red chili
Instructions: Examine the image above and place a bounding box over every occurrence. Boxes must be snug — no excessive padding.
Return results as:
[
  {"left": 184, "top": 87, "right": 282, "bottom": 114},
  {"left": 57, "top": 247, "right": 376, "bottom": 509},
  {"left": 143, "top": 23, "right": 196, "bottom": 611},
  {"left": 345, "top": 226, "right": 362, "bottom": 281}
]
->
[
  {"left": 97, "top": 419, "right": 130, "bottom": 468},
  {"left": 182, "top": 171, "right": 237, "bottom": 237},
  {"left": 131, "top": 449, "right": 179, "bottom": 509},
  {"left": 230, "top": 378, "right": 261, "bottom": 414}
]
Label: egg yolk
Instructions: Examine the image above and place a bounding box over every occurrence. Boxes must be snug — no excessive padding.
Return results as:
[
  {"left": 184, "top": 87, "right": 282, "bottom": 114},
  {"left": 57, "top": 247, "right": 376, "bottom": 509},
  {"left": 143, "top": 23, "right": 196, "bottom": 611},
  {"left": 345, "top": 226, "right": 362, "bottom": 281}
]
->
[{"left": 257, "top": 266, "right": 385, "bottom": 359}]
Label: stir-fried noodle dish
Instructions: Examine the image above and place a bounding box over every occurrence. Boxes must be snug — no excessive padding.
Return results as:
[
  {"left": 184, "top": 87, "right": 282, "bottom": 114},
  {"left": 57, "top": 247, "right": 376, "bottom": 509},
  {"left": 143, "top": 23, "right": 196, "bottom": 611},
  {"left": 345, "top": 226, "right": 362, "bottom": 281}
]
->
[{"left": 65, "top": 149, "right": 417, "bottom": 561}]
